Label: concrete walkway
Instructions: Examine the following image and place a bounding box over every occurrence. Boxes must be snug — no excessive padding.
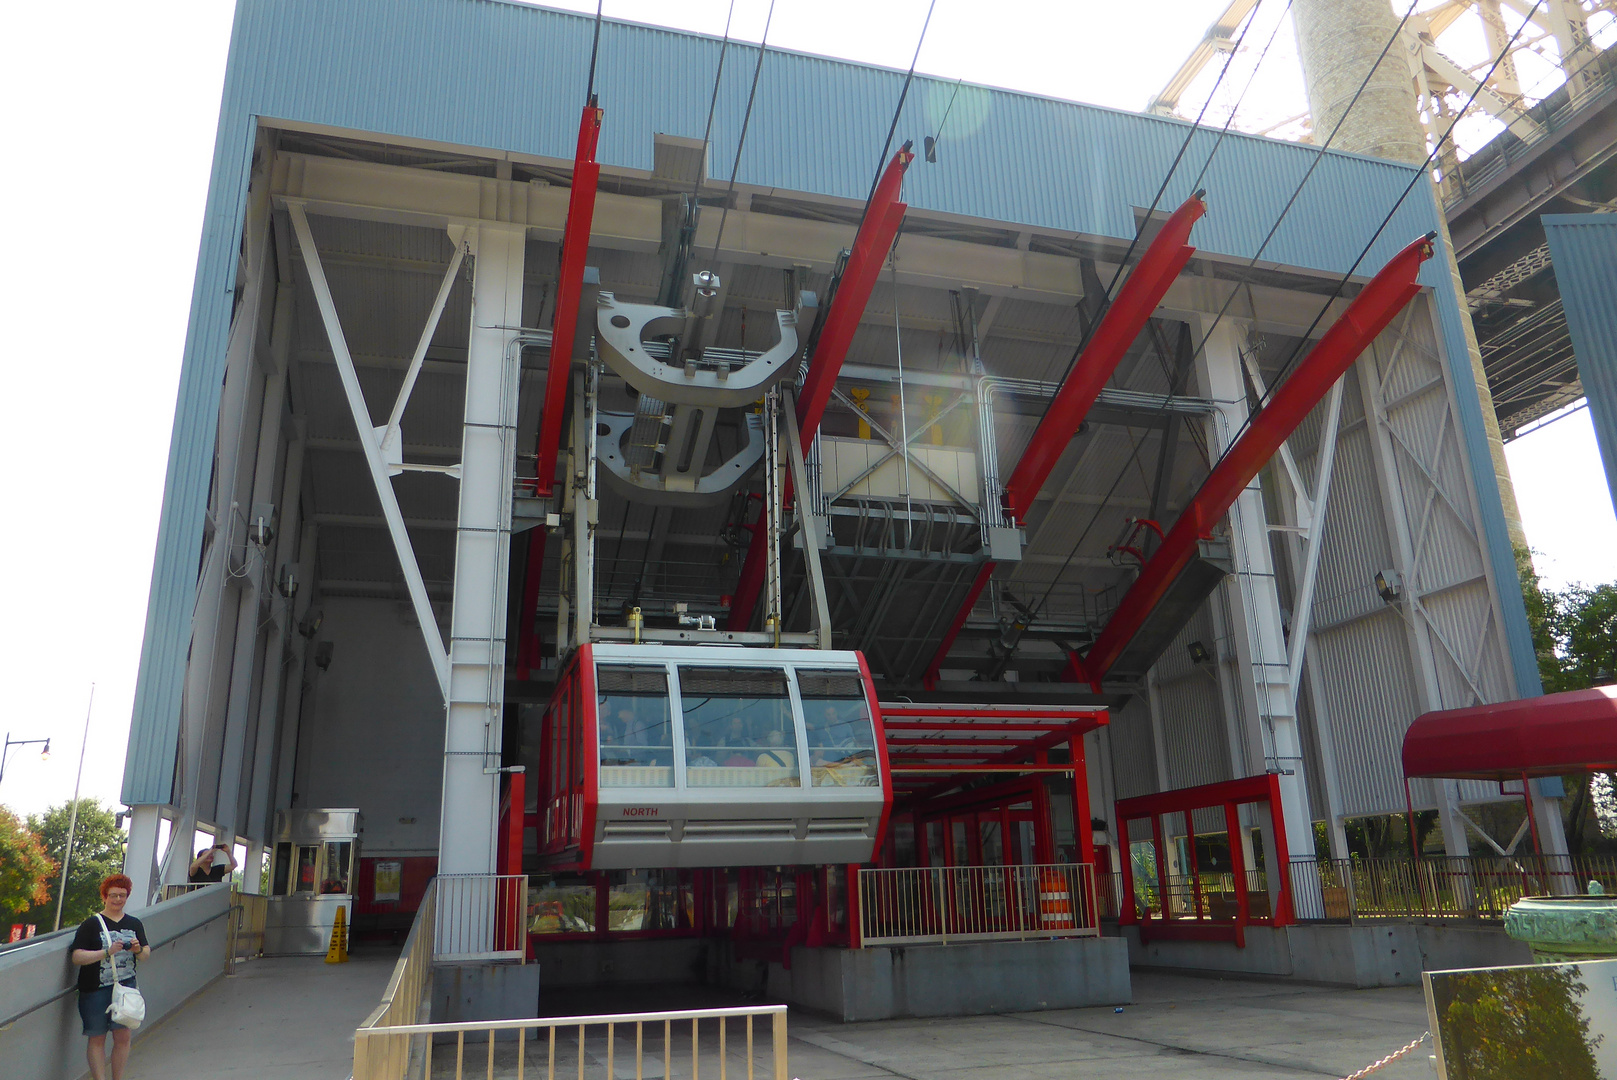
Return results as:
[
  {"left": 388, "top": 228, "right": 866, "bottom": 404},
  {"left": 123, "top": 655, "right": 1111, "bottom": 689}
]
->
[
  {"left": 123, "top": 948, "right": 397, "bottom": 1080},
  {"left": 788, "top": 972, "right": 1434, "bottom": 1079},
  {"left": 123, "top": 958, "right": 1435, "bottom": 1079}
]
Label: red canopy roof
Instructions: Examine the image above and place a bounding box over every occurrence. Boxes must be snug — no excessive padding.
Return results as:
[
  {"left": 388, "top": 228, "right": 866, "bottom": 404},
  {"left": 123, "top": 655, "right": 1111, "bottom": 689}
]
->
[{"left": 1401, "top": 686, "right": 1617, "bottom": 781}]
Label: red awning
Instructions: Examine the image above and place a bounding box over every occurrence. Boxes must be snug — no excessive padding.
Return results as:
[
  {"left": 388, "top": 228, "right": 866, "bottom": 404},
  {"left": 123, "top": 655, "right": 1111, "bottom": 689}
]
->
[{"left": 1401, "top": 686, "right": 1617, "bottom": 781}]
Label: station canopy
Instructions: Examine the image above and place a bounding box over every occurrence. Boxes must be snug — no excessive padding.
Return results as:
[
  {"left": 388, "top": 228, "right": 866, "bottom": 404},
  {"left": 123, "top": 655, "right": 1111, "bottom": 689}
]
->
[{"left": 1401, "top": 686, "right": 1617, "bottom": 781}]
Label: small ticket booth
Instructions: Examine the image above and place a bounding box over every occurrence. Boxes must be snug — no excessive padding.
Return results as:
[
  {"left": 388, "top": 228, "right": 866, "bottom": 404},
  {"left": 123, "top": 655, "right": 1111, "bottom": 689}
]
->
[{"left": 264, "top": 808, "right": 362, "bottom": 954}]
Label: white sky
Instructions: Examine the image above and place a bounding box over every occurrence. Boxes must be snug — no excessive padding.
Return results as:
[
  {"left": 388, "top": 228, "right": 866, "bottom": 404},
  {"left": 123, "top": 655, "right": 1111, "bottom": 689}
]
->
[{"left": 0, "top": 0, "right": 1611, "bottom": 824}]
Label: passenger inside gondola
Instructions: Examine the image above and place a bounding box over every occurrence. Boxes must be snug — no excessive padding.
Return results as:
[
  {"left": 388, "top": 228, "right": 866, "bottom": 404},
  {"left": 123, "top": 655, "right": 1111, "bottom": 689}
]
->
[
  {"left": 597, "top": 664, "right": 675, "bottom": 787},
  {"left": 681, "top": 666, "right": 801, "bottom": 787},
  {"left": 801, "top": 677, "right": 879, "bottom": 787}
]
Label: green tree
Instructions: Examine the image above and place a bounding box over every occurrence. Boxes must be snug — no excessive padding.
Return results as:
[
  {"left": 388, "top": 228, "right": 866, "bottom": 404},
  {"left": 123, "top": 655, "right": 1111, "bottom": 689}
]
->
[
  {"left": 1517, "top": 547, "right": 1617, "bottom": 693},
  {"left": 1433, "top": 964, "right": 1602, "bottom": 1078},
  {"left": 1517, "top": 549, "right": 1617, "bottom": 850},
  {"left": 24, "top": 799, "right": 127, "bottom": 930},
  {"left": 0, "top": 805, "right": 56, "bottom": 919}
]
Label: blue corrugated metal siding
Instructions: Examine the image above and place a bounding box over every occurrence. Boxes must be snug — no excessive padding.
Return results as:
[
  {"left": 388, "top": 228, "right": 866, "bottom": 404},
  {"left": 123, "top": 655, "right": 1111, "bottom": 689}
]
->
[
  {"left": 1424, "top": 196, "right": 1544, "bottom": 700},
  {"left": 122, "top": 0, "right": 1532, "bottom": 801},
  {"left": 1544, "top": 215, "right": 1617, "bottom": 521}
]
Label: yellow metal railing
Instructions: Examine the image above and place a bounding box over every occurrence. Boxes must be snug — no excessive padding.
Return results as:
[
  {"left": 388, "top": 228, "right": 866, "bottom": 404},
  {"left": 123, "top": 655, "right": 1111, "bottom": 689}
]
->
[
  {"left": 352, "top": 880, "right": 439, "bottom": 1080},
  {"left": 857, "top": 863, "right": 1100, "bottom": 946},
  {"left": 354, "top": 1005, "right": 789, "bottom": 1080}
]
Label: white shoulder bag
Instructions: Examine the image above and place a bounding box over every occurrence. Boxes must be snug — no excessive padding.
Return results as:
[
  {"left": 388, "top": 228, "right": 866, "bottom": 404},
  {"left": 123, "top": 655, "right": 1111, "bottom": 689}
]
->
[{"left": 94, "top": 914, "right": 147, "bottom": 1029}]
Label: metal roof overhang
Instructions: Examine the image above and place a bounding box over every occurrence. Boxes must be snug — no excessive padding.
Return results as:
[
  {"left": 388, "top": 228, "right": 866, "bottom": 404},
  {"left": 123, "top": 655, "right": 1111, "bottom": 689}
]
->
[
  {"left": 1401, "top": 685, "right": 1617, "bottom": 781},
  {"left": 879, "top": 702, "right": 1108, "bottom": 805}
]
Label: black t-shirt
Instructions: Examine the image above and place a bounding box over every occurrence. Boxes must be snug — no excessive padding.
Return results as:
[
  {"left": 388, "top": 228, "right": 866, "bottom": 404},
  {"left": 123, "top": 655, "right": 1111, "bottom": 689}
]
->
[{"left": 70, "top": 913, "right": 149, "bottom": 993}]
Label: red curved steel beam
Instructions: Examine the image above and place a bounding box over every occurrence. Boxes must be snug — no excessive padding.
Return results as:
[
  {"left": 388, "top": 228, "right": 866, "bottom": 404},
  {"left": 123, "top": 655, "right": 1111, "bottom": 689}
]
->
[
  {"left": 1075, "top": 231, "right": 1436, "bottom": 690},
  {"left": 727, "top": 149, "right": 913, "bottom": 631},
  {"left": 919, "top": 192, "right": 1206, "bottom": 685},
  {"left": 535, "top": 103, "right": 603, "bottom": 498},
  {"left": 1003, "top": 192, "right": 1206, "bottom": 521},
  {"left": 518, "top": 103, "right": 601, "bottom": 676}
]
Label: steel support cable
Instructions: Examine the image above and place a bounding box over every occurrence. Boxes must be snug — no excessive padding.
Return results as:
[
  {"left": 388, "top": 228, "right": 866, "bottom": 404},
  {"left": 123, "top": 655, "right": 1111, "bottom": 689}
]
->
[
  {"left": 585, "top": 0, "right": 604, "bottom": 103},
  {"left": 864, "top": 0, "right": 938, "bottom": 212},
  {"left": 1025, "top": 0, "right": 1427, "bottom": 626},
  {"left": 707, "top": 0, "right": 779, "bottom": 265},
  {"left": 1040, "top": 0, "right": 1270, "bottom": 396},
  {"left": 692, "top": 0, "right": 739, "bottom": 208},
  {"left": 1216, "top": 0, "right": 1548, "bottom": 460},
  {"left": 930, "top": 6, "right": 1283, "bottom": 673},
  {"left": 801, "top": 0, "right": 938, "bottom": 364}
]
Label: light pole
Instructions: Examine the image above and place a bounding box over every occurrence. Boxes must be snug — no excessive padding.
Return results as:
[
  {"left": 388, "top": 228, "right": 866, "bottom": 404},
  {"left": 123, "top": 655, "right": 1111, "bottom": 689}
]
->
[
  {"left": 0, "top": 733, "right": 51, "bottom": 787},
  {"left": 53, "top": 685, "right": 95, "bottom": 931}
]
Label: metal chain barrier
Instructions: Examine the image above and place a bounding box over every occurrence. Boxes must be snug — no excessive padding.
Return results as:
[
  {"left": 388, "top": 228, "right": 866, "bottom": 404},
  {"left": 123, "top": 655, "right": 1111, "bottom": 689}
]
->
[{"left": 1339, "top": 1031, "right": 1429, "bottom": 1080}]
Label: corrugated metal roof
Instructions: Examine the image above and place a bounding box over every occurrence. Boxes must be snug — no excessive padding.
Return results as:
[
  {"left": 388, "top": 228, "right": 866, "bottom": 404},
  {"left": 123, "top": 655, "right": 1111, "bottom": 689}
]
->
[
  {"left": 123, "top": 0, "right": 1534, "bottom": 803},
  {"left": 1543, "top": 215, "right": 1617, "bottom": 519}
]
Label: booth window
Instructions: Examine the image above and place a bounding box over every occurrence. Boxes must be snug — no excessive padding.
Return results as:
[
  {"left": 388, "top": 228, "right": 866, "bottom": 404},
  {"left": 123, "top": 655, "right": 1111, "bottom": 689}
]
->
[
  {"left": 679, "top": 667, "right": 800, "bottom": 788},
  {"left": 597, "top": 664, "right": 674, "bottom": 788},
  {"left": 797, "top": 668, "right": 879, "bottom": 787}
]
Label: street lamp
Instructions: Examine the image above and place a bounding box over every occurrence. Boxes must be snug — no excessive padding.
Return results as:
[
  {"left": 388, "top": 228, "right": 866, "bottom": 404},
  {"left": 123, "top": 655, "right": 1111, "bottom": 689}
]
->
[{"left": 0, "top": 733, "right": 51, "bottom": 787}]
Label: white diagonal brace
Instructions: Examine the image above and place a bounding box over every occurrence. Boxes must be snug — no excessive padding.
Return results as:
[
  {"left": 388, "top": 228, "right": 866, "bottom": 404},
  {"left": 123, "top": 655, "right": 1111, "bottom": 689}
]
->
[
  {"left": 781, "top": 387, "right": 834, "bottom": 649},
  {"left": 1287, "top": 379, "right": 1344, "bottom": 704},
  {"left": 379, "top": 233, "right": 467, "bottom": 465},
  {"left": 287, "top": 200, "right": 450, "bottom": 695}
]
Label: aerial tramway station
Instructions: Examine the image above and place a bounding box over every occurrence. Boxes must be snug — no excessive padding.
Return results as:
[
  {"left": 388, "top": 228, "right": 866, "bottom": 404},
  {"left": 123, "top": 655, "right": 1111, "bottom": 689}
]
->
[{"left": 109, "top": 0, "right": 1568, "bottom": 1018}]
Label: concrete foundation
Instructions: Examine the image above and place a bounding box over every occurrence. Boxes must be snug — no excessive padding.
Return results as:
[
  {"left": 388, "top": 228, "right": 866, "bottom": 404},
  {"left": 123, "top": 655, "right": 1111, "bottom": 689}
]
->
[
  {"left": 431, "top": 961, "right": 543, "bottom": 1039},
  {"left": 1118, "top": 922, "right": 1532, "bottom": 986},
  {"left": 531, "top": 936, "right": 1131, "bottom": 1021},
  {"left": 727, "top": 938, "right": 1132, "bottom": 1021},
  {"left": 531, "top": 939, "right": 709, "bottom": 988}
]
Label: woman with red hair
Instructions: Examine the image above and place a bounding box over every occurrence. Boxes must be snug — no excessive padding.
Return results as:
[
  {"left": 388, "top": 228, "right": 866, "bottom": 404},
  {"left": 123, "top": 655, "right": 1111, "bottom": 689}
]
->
[{"left": 69, "top": 874, "right": 150, "bottom": 1080}]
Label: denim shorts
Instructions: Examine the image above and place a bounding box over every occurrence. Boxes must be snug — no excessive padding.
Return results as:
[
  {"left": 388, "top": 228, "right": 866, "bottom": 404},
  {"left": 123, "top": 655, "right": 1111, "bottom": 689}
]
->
[{"left": 77, "top": 984, "right": 133, "bottom": 1036}]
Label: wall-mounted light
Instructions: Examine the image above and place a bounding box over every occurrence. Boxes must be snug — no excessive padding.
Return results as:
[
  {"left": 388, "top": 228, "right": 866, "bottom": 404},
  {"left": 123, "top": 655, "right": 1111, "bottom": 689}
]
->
[
  {"left": 298, "top": 610, "right": 324, "bottom": 640},
  {"left": 1187, "top": 640, "right": 1212, "bottom": 665},
  {"left": 314, "top": 641, "right": 334, "bottom": 671},
  {"left": 1375, "top": 569, "right": 1402, "bottom": 604}
]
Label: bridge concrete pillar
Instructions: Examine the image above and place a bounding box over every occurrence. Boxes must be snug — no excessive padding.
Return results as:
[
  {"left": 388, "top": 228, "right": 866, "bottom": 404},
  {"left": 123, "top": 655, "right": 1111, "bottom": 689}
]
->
[{"left": 1292, "top": 0, "right": 1530, "bottom": 557}]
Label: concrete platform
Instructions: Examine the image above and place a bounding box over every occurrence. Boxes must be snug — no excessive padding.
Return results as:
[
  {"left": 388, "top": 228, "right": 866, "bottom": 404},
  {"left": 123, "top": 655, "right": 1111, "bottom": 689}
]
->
[
  {"left": 121, "top": 948, "right": 397, "bottom": 1080},
  {"left": 452, "top": 973, "right": 1435, "bottom": 1079},
  {"left": 1119, "top": 921, "right": 1531, "bottom": 986},
  {"left": 116, "top": 956, "right": 1437, "bottom": 1079}
]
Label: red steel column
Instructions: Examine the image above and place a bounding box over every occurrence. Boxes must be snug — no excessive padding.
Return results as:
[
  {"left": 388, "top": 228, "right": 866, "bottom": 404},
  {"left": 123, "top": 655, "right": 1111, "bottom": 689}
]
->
[{"left": 1076, "top": 232, "right": 1435, "bottom": 689}]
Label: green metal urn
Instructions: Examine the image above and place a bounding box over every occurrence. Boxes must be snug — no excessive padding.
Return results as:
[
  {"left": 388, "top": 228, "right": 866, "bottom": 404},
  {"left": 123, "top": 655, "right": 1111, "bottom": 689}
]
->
[{"left": 1504, "top": 882, "right": 1617, "bottom": 963}]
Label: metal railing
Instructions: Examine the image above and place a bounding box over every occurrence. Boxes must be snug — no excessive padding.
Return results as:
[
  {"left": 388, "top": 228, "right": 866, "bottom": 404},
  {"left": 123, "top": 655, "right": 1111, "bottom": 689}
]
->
[
  {"left": 158, "top": 884, "right": 267, "bottom": 971},
  {"left": 353, "top": 880, "right": 440, "bottom": 1080},
  {"left": 1287, "top": 854, "right": 1617, "bottom": 923},
  {"left": 229, "top": 891, "right": 268, "bottom": 970},
  {"left": 857, "top": 863, "right": 1099, "bottom": 946},
  {"left": 356, "top": 1005, "right": 789, "bottom": 1080},
  {"left": 434, "top": 874, "right": 528, "bottom": 962}
]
